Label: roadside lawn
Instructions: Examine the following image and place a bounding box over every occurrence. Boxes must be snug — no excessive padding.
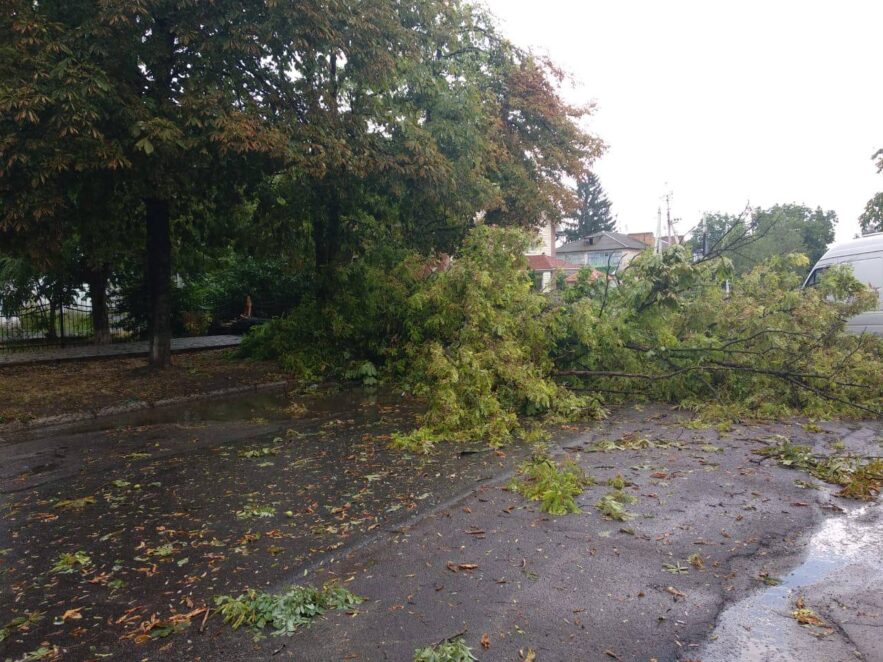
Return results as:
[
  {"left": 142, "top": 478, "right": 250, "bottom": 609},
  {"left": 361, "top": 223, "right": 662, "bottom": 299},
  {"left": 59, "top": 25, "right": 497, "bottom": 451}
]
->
[{"left": 0, "top": 349, "right": 289, "bottom": 425}]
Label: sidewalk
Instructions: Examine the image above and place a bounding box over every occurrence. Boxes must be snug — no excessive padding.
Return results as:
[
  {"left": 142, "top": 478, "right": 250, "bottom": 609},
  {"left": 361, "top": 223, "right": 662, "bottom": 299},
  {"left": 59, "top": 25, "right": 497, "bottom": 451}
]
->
[{"left": 0, "top": 334, "right": 242, "bottom": 366}]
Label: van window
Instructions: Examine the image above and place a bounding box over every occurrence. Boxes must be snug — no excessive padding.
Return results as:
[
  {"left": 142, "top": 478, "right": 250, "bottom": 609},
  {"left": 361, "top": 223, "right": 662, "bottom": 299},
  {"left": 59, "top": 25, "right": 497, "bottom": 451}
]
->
[
  {"left": 844, "top": 257, "right": 882, "bottom": 290},
  {"left": 804, "top": 266, "right": 828, "bottom": 287}
]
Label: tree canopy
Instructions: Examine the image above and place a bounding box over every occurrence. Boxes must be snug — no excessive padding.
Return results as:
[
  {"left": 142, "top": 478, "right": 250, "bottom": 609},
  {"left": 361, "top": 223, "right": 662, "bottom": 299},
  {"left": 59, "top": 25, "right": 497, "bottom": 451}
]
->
[
  {"left": 693, "top": 204, "right": 836, "bottom": 273},
  {"left": 860, "top": 193, "right": 883, "bottom": 235},
  {"left": 0, "top": 0, "right": 602, "bottom": 366}
]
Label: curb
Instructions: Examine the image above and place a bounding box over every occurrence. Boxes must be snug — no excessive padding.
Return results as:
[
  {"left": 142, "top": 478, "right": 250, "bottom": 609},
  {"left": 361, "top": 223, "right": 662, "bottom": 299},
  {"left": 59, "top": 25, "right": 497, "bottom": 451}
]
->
[{"left": 0, "top": 380, "right": 293, "bottom": 436}]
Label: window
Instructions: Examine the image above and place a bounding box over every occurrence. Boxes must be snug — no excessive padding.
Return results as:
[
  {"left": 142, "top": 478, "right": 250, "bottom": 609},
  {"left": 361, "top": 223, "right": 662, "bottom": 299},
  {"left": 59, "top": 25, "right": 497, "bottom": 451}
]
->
[
  {"left": 847, "top": 257, "right": 882, "bottom": 290},
  {"left": 804, "top": 266, "right": 828, "bottom": 287}
]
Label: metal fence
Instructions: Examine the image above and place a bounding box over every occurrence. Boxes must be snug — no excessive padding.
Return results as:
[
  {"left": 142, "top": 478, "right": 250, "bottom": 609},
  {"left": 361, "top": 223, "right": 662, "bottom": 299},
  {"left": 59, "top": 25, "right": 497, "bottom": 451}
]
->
[
  {"left": 0, "top": 294, "right": 296, "bottom": 353},
  {"left": 0, "top": 299, "right": 134, "bottom": 352}
]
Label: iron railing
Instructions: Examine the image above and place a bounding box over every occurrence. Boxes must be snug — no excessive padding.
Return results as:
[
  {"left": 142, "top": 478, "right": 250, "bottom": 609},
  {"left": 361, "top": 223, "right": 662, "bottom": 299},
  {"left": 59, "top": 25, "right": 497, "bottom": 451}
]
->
[
  {"left": 0, "top": 299, "right": 134, "bottom": 352},
  {"left": 0, "top": 294, "right": 296, "bottom": 352}
]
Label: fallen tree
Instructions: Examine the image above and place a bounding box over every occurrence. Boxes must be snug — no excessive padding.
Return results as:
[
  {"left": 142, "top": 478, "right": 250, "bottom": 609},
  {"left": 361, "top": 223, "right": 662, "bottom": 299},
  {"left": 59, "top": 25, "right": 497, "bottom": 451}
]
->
[{"left": 242, "top": 226, "right": 883, "bottom": 448}]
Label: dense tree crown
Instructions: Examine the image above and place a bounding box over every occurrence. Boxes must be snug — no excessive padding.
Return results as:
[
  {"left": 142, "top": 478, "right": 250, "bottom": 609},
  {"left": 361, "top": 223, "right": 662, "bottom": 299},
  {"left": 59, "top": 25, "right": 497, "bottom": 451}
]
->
[
  {"left": 860, "top": 193, "right": 883, "bottom": 235},
  {"left": 693, "top": 204, "right": 836, "bottom": 273},
  {"left": 860, "top": 148, "right": 883, "bottom": 235},
  {"left": 0, "top": 0, "right": 603, "bottom": 365},
  {"left": 561, "top": 172, "right": 615, "bottom": 241}
]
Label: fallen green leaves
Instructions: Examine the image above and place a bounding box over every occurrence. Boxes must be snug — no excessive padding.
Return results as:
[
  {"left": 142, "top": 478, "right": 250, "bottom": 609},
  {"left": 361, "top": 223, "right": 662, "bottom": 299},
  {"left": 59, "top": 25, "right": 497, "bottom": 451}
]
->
[
  {"left": 596, "top": 486, "right": 638, "bottom": 521},
  {"left": 413, "top": 637, "right": 477, "bottom": 662},
  {"left": 239, "top": 441, "right": 281, "bottom": 458},
  {"left": 390, "top": 427, "right": 439, "bottom": 455},
  {"left": 214, "top": 584, "right": 363, "bottom": 636},
  {"left": 50, "top": 551, "right": 91, "bottom": 574},
  {"left": 757, "top": 439, "right": 882, "bottom": 501},
  {"left": 591, "top": 434, "right": 682, "bottom": 452},
  {"left": 792, "top": 596, "right": 831, "bottom": 633},
  {"left": 53, "top": 496, "right": 95, "bottom": 511},
  {"left": 0, "top": 612, "right": 43, "bottom": 643},
  {"left": 662, "top": 561, "right": 690, "bottom": 575},
  {"left": 235, "top": 503, "right": 277, "bottom": 519},
  {"left": 509, "top": 456, "right": 593, "bottom": 515}
]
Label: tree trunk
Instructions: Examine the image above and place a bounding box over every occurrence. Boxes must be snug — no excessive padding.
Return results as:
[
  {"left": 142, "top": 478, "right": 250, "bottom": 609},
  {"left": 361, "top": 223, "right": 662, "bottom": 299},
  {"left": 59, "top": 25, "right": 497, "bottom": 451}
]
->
[
  {"left": 146, "top": 198, "right": 172, "bottom": 368},
  {"left": 88, "top": 266, "right": 111, "bottom": 345}
]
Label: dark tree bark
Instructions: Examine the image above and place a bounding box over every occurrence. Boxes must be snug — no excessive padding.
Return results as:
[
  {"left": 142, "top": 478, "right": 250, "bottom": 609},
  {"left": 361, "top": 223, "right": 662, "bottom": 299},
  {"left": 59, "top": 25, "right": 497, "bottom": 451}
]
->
[
  {"left": 146, "top": 197, "right": 172, "bottom": 368},
  {"left": 87, "top": 266, "right": 111, "bottom": 345}
]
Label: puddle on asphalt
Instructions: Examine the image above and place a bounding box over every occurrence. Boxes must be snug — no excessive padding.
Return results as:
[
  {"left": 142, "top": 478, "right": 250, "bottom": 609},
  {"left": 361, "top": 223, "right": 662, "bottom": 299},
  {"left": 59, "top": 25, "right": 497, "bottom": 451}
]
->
[{"left": 699, "top": 500, "right": 883, "bottom": 661}]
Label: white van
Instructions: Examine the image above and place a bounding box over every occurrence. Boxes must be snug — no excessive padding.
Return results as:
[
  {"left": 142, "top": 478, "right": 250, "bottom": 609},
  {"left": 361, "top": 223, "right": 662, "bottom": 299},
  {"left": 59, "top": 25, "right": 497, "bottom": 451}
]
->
[{"left": 803, "top": 232, "right": 883, "bottom": 334}]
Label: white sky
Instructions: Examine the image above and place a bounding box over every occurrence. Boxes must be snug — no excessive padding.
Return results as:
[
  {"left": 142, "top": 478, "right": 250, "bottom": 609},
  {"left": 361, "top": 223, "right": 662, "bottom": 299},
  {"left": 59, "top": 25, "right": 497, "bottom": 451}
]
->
[{"left": 482, "top": 0, "right": 883, "bottom": 241}]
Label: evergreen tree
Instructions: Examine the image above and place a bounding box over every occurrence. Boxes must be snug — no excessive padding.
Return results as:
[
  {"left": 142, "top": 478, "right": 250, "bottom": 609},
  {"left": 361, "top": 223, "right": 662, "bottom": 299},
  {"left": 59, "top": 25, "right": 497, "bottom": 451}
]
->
[{"left": 563, "top": 172, "right": 614, "bottom": 241}]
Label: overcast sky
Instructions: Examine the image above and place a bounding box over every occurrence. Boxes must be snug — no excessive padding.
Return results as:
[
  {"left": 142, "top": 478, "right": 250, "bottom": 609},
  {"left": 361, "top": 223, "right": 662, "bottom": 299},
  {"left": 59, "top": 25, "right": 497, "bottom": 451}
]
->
[{"left": 482, "top": 0, "right": 883, "bottom": 241}]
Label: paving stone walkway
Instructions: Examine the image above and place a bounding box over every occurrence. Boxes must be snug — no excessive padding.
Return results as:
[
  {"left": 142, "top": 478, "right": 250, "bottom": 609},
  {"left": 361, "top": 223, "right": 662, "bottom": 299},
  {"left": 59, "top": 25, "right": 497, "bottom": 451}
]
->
[{"left": 0, "top": 335, "right": 242, "bottom": 366}]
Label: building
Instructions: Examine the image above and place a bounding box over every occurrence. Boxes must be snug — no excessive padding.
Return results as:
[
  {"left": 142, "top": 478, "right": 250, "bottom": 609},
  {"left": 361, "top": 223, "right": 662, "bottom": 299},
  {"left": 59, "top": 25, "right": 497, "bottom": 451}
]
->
[
  {"left": 556, "top": 231, "right": 649, "bottom": 272},
  {"left": 524, "top": 219, "right": 585, "bottom": 291}
]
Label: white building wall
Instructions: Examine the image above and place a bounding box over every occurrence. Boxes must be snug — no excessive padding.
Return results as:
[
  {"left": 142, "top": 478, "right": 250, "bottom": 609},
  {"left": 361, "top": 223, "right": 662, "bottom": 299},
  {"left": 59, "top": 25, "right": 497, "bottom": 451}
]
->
[{"left": 526, "top": 219, "right": 555, "bottom": 256}]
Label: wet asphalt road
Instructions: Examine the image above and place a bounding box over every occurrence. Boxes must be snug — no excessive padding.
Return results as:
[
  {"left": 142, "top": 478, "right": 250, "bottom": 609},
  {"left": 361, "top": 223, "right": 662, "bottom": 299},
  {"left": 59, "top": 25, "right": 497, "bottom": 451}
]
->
[{"left": 1, "top": 391, "right": 881, "bottom": 662}]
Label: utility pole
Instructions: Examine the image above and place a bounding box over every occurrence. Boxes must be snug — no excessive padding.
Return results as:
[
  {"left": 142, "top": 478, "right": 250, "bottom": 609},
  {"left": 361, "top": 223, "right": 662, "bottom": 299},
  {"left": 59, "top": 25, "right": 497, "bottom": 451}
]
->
[
  {"left": 655, "top": 206, "right": 662, "bottom": 254},
  {"left": 663, "top": 191, "right": 680, "bottom": 247}
]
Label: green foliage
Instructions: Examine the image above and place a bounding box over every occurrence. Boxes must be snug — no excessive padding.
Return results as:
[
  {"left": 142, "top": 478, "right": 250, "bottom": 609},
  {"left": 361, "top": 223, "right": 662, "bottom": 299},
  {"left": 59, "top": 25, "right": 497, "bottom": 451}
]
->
[
  {"left": 1, "top": 0, "right": 602, "bottom": 365},
  {"left": 249, "top": 224, "right": 882, "bottom": 453},
  {"left": 50, "top": 551, "right": 92, "bottom": 574},
  {"left": 596, "top": 489, "right": 638, "bottom": 521},
  {"left": 235, "top": 503, "right": 276, "bottom": 520},
  {"left": 692, "top": 205, "right": 836, "bottom": 273},
  {"left": 509, "top": 455, "right": 593, "bottom": 515},
  {"left": 557, "top": 247, "right": 883, "bottom": 418},
  {"left": 214, "top": 584, "right": 363, "bottom": 636},
  {"left": 590, "top": 434, "right": 681, "bottom": 452},
  {"left": 344, "top": 361, "right": 379, "bottom": 386},
  {"left": 413, "top": 638, "right": 477, "bottom": 662},
  {"left": 859, "top": 192, "right": 883, "bottom": 235},
  {"left": 390, "top": 427, "right": 440, "bottom": 455},
  {"left": 240, "top": 245, "right": 419, "bottom": 379},
  {"left": 757, "top": 440, "right": 882, "bottom": 501},
  {"left": 397, "top": 226, "right": 603, "bottom": 447},
  {"left": 0, "top": 612, "right": 43, "bottom": 643},
  {"left": 755, "top": 440, "right": 816, "bottom": 471}
]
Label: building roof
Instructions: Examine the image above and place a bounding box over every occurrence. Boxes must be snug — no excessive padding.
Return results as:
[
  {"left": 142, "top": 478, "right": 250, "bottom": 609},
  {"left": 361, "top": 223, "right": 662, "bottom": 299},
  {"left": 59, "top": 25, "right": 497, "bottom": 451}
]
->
[
  {"left": 557, "top": 231, "right": 648, "bottom": 254},
  {"left": 627, "top": 232, "right": 655, "bottom": 247},
  {"left": 525, "top": 254, "right": 579, "bottom": 272}
]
